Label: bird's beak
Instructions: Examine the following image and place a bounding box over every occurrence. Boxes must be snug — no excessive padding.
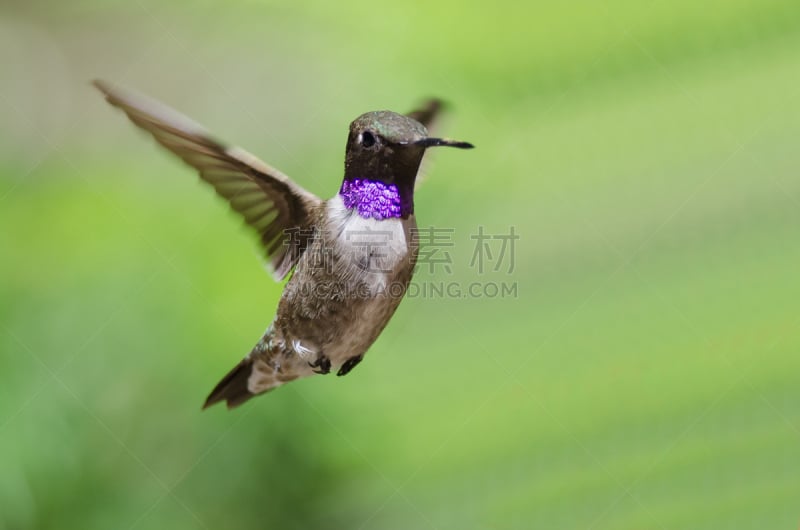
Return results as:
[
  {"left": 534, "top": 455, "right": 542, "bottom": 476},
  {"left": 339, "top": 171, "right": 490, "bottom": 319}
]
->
[{"left": 413, "top": 137, "right": 474, "bottom": 149}]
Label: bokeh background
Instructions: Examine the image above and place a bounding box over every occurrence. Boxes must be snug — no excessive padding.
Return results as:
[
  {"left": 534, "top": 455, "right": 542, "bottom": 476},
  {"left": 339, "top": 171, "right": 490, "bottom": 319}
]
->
[{"left": 2, "top": 1, "right": 800, "bottom": 528}]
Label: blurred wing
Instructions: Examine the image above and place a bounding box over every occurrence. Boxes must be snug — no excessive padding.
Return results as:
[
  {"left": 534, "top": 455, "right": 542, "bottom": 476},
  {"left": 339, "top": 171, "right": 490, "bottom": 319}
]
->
[
  {"left": 94, "top": 80, "right": 321, "bottom": 280},
  {"left": 406, "top": 99, "right": 444, "bottom": 189},
  {"left": 406, "top": 99, "right": 443, "bottom": 131}
]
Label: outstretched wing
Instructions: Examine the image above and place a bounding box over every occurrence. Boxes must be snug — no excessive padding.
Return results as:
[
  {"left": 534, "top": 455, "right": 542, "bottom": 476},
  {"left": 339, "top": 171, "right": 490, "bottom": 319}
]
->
[{"left": 94, "top": 80, "right": 321, "bottom": 280}]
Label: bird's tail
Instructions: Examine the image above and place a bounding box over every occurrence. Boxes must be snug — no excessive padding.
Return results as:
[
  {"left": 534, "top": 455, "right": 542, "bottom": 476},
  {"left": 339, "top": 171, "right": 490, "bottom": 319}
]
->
[
  {"left": 203, "top": 357, "right": 259, "bottom": 410},
  {"left": 203, "top": 330, "right": 301, "bottom": 409}
]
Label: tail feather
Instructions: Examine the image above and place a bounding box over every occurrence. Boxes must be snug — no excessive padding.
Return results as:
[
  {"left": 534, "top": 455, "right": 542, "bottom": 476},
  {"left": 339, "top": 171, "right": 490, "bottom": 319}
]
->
[
  {"left": 204, "top": 330, "right": 302, "bottom": 409},
  {"left": 203, "top": 357, "right": 257, "bottom": 410}
]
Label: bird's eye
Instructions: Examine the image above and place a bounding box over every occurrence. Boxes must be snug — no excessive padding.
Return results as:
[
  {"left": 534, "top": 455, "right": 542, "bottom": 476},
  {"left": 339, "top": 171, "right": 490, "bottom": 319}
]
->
[{"left": 360, "top": 130, "right": 376, "bottom": 148}]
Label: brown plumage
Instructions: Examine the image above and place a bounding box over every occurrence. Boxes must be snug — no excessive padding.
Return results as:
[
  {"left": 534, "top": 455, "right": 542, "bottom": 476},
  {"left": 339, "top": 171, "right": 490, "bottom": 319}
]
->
[{"left": 94, "top": 81, "right": 471, "bottom": 409}]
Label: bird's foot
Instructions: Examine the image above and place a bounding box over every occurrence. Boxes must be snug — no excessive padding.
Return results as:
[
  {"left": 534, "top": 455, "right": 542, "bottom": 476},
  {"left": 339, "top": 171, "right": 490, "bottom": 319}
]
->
[
  {"left": 337, "top": 354, "right": 363, "bottom": 376},
  {"left": 308, "top": 355, "right": 331, "bottom": 375}
]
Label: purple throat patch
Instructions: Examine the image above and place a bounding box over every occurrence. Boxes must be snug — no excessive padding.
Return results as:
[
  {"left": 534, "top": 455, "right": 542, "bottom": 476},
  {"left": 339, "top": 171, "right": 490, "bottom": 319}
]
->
[{"left": 339, "top": 178, "right": 410, "bottom": 220}]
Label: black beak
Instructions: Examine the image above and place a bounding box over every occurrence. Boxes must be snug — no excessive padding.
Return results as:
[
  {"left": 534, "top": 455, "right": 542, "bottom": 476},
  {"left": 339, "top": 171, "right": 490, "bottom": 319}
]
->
[{"left": 413, "top": 137, "right": 474, "bottom": 149}]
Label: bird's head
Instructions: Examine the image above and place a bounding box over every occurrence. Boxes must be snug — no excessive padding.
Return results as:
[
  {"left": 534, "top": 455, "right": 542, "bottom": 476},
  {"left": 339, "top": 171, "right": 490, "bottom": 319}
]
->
[
  {"left": 344, "top": 110, "right": 472, "bottom": 186},
  {"left": 340, "top": 110, "right": 472, "bottom": 219}
]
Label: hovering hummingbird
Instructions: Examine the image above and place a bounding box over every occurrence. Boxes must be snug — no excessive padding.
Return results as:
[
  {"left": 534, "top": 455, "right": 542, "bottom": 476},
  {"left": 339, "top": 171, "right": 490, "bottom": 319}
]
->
[{"left": 93, "top": 80, "right": 473, "bottom": 409}]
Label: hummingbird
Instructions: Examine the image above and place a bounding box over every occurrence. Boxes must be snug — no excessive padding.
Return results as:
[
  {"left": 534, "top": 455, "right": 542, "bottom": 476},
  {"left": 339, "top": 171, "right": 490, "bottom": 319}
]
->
[{"left": 93, "top": 80, "right": 473, "bottom": 409}]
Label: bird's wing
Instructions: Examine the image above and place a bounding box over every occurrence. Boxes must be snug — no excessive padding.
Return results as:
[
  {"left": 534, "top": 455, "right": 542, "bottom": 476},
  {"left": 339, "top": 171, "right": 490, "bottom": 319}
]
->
[
  {"left": 405, "top": 99, "right": 443, "bottom": 131},
  {"left": 94, "top": 80, "right": 322, "bottom": 280},
  {"left": 406, "top": 99, "right": 444, "bottom": 189}
]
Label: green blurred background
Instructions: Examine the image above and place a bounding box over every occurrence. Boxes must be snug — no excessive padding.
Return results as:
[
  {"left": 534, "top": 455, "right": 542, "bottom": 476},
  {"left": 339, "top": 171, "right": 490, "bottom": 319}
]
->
[{"left": 2, "top": 1, "right": 800, "bottom": 528}]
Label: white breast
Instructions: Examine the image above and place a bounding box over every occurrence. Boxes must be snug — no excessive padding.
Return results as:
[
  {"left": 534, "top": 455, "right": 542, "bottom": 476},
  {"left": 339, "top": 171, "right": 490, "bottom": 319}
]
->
[{"left": 325, "top": 195, "right": 413, "bottom": 295}]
